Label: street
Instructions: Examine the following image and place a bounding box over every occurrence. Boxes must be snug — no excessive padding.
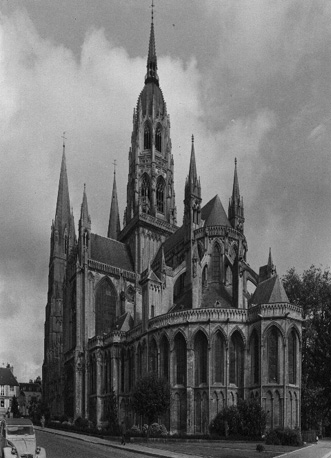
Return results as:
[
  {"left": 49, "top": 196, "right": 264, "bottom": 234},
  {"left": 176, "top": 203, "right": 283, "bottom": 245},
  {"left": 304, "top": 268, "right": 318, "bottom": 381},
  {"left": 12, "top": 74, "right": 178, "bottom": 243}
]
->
[{"left": 36, "top": 430, "right": 142, "bottom": 458}]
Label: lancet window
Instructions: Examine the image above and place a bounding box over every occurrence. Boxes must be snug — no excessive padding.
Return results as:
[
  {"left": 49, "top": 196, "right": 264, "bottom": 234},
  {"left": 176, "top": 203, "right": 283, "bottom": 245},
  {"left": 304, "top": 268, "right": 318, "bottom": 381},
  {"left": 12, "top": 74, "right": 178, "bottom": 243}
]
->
[
  {"left": 288, "top": 329, "right": 297, "bottom": 385},
  {"left": 229, "top": 331, "right": 244, "bottom": 387},
  {"left": 156, "top": 176, "right": 165, "bottom": 213},
  {"left": 194, "top": 331, "right": 208, "bottom": 385},
  {"left": 268, "top": 326, "right": 280, "bottom": 383},
  {"left": 155, "top": 124, "right": 162, "bottom": 152},
  {"left": 144, "top": 123, "right": 151, "bottom": 149},
  {"left": 95, "top": 278, "right": 117, "bottom": 336}
]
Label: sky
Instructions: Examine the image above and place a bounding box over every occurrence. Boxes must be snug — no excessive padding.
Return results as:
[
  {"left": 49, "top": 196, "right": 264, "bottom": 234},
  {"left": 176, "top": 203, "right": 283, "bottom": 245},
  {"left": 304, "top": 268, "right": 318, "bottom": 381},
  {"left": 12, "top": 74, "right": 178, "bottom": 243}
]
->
[{"left": 1, "top": 0, "right": 331, "bottom": 382}]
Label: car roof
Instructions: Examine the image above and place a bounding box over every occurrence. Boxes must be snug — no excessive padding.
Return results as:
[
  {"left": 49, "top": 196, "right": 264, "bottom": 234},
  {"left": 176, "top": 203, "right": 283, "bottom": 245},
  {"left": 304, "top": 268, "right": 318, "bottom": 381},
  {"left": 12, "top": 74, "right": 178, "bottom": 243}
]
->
[{"left": 4, "top": 418, "right": 33, "bottom": 426}]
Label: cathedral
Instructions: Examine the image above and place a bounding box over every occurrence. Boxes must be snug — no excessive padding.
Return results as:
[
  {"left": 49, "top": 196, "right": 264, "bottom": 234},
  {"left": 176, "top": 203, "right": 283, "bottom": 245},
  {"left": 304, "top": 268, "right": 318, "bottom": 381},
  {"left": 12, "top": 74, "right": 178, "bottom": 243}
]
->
[{"left": 43, "top": 11, "right": 302, "bottom": 434}]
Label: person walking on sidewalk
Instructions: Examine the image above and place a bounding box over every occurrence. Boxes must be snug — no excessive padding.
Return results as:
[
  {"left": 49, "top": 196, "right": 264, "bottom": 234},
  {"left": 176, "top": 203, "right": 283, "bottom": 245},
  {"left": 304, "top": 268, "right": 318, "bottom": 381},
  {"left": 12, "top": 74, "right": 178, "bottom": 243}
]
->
[{"left": 120, "top": 421, "right": 126, "bottom": 445}]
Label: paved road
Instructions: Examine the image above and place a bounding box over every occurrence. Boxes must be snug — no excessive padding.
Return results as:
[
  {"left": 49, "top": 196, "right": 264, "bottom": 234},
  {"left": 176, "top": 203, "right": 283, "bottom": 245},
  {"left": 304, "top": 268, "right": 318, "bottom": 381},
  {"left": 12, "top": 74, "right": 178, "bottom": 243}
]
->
[
  {"left": 35, "top": 427, "right": 331, "bottom": 458},
  {"left": 36, "top": 430, "right": 139, "bottom": 458}
]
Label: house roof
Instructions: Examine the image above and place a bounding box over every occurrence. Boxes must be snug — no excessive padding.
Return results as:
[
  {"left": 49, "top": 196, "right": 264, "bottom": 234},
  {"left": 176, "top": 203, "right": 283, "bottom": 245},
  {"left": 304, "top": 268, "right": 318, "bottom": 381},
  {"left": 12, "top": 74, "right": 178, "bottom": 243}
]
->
[
  {"left": 90, "top": 233, "right": 134, "bottom": 272},
  {"left": 201, "top": 195, "right": 231, "bottom": 228},
  {"left": 250, "top": 275, "right": 289, "bottom": 305},
  {"left": 0, "top": 368, "right": 19, "bottom": 387}
]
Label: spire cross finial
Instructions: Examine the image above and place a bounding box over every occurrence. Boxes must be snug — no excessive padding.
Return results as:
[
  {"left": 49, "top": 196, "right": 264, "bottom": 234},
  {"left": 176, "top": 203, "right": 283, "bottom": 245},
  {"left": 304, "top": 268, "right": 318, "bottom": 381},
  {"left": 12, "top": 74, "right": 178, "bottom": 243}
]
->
[
  {"left": 192, "top": 134, "right": 194, "bottom": 143},
  {"left": 61, "top": 131, "right": 67, "bottom": 147},
  {"left": 151, "top": 0, "right": 154, "bottom": 22},
  {"left": 112, "top": 159, "right": 117, "bottom": 175},
  {"left": 235, "top": 157, "right": 237, "bottom": 167}
]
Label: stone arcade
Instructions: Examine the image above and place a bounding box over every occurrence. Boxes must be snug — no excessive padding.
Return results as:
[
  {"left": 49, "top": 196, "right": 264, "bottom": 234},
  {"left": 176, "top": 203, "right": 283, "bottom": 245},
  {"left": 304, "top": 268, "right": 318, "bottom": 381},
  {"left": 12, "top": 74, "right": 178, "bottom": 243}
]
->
[{"left": 43, "top": 11, "right": 302, "bottom": 434}]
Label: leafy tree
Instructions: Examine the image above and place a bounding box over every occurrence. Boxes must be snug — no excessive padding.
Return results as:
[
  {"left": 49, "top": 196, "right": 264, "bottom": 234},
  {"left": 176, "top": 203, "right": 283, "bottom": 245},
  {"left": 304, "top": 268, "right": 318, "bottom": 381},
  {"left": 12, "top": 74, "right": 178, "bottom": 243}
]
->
[
  {"left": 131, "top": 374, "right": 170, "bottom": 439},
  {"left": 103, "top": 388, "right": 119, "bottom": 435},
  {"left": 283, "top": 265, "right": 331, "bottom": 431},
  {"left": 11, "top": 395, "right": 20, "bottom": 418},
  {"left": 209, "top": 399, "right": 266, "bottom": 438},
  {"left": 28, "top": 398, "right": 50, "bottom": 425}
]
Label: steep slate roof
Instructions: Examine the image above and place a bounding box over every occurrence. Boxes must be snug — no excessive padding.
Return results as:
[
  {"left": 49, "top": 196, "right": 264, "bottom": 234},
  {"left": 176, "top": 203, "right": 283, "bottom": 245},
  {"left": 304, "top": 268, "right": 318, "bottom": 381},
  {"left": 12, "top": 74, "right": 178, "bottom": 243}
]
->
[
  {"left": 0, "top": 368, "right": 19, "bottom": 386},
  {"left": 90, "top": 233, "right": 134, "bottom": 272},
  {"left": 201, "top": 195, "right": 231, "bottom": 228},
  {"left": 115, "top": 312, "right": 134, "bottom": 332},
  {"left": 250, "top": 275, "right": 289, "bottom": 305}
]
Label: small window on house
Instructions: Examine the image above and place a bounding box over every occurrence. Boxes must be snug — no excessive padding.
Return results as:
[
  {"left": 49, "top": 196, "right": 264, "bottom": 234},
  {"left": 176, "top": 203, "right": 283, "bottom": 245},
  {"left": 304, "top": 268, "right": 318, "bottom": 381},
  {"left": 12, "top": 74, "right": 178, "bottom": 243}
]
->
[
  {"left": 10, "top": 386, "right": 14, "bottom": 392},
  {"left": 0, "top": 386, "right": 4, "bottom": 396}
]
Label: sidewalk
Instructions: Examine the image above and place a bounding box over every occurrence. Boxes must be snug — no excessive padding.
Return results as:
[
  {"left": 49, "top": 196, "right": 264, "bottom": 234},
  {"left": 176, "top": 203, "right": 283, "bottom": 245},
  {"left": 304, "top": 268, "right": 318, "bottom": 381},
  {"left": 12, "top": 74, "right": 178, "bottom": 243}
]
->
[{"left": 35, "top": 426, "right": 331, "bottom": 458}]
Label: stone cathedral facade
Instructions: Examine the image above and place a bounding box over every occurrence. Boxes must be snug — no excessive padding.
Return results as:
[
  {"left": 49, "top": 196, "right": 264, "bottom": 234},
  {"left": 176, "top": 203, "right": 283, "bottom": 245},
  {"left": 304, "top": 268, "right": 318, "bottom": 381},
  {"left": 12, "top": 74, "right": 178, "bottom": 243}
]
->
[{"left": 43, "top": 14, "right": 302, "bottom": 434}]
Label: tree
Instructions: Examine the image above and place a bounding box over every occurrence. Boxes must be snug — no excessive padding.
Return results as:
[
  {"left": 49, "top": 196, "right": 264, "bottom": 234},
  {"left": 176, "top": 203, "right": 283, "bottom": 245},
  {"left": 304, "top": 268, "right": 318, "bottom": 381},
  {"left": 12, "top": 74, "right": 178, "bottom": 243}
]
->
[
  {"left": 209, "top": 399, "right": 266, "bottom": 438},
  {"left": 103, "top": 388, "right": 119, "bottom": 435},
  {"left": 283, "top": 265, "right": 331, "bottom": 431},
  {"left": 11, "top": 395, "right": 20, "bottom": 418},
  {"left": 131, "top": 373, "right": 170, "bottom": 438}
]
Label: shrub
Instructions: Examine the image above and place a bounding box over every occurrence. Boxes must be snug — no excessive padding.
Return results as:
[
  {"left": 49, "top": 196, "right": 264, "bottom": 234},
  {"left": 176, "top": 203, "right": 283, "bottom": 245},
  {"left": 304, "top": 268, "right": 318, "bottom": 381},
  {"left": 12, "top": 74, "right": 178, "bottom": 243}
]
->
[
  {"left": 74, "top": 417, "right": 89, "bottom": 429},
  {"left": 149, "top": 423, "right": 168, "bottom": 437},
  {"left": 256, "top": 444, "right": 265, "bottom": 452},
  {"left": 129, "top": 425, "right": 141, "bottom": 437},
  {"left": 265, "top": 428, "right": 302, "bottom": 446},
  {"left": 209, "top": 399, "right": 266, "bottom": 439}
]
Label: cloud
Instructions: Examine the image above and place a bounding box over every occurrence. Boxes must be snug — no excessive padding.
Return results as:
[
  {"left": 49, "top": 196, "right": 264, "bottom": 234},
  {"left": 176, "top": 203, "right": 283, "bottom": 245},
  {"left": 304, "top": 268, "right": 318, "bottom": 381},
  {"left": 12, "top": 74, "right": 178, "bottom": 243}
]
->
[{"left": 2, "top": 2, "right": 331, "bottom": 381}]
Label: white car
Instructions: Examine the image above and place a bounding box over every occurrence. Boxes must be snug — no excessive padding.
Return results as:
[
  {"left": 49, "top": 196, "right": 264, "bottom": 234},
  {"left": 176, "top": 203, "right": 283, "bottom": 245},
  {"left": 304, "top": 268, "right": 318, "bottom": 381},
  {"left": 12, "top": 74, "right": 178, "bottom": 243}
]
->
[{"left": 0, "top": 418, "right": 46, "bottom": 458}]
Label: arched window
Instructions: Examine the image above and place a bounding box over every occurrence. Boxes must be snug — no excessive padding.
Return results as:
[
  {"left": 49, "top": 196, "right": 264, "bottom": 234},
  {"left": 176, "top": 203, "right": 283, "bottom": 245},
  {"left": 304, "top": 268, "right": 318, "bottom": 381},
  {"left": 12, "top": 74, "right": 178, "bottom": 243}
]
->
[
  {"left": 202, "top": 265, "right": 208, "bottom": 288},
  {"left": 194, "top": 332, "right": 208, "bottom": 385},
  {"left": 144, "top": 123, "right": 151, "bottom": 149},
  {"left": 155, "top": 124, "right": 162, "bottom": 152},
  {"left": 214, "top": 332, "right": 225, "bottom": 384},
  {"left": 149, "top": 338, "right": 158, "bottom": 374},
  {"left": 250, "top": 330, "right": 260, "bottom": 385},
  {"left": 225, "top": 265, "right": 232, "bottom": 286},
  {"left": 141, "top": 174, "right": 151, "bottom": 214},
  {"left": 160, "top": 336, "right": 169, "bottom": 380},
  {"left": 268, "top": 327, "right": 279, "bottom": 383},
  {"left": 174, "top": 333, "right": 187, "bottom": 385},
  {"left": 156, "top": 176, "right": 165, "bottom": 213},
  {"left": 95, "top": 278, "right": 117, "bottom": 336},
  {"left": 229, "top": 332, "right": 244, "bottom": 387},
  {"left": 211, "top": 244, "right": 221, "bottom": 281},
  {"left": 288, "top": 329, "right": 297, "bottom": 384}
]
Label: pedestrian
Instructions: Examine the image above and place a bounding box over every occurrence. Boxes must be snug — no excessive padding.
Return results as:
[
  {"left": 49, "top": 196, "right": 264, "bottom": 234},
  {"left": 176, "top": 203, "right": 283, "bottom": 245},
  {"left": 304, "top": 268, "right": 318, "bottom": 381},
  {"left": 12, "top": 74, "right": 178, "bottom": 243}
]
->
[
  {"left": 41, "top": 415, "right": 45, "bottom": 428},
  {"left": 120, "top": 420, "right": 126, "bottom": 445}
]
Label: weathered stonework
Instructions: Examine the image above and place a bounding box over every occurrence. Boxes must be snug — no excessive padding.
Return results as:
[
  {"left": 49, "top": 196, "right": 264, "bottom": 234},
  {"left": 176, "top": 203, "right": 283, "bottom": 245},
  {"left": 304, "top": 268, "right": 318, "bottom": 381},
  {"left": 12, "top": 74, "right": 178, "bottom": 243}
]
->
[{"left": 43, "top": 11, "right": 302, "bottom": 434}]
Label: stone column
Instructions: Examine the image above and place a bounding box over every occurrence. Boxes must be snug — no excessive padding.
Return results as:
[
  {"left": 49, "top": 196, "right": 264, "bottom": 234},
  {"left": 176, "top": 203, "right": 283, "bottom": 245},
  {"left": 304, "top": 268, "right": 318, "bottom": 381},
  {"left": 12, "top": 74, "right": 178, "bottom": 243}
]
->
[
  {"left": 186, "top": 341, "right": 195, "bottom": 434},
  {"left": 96, "top": 349, "right": 103, "bottom": 426}
]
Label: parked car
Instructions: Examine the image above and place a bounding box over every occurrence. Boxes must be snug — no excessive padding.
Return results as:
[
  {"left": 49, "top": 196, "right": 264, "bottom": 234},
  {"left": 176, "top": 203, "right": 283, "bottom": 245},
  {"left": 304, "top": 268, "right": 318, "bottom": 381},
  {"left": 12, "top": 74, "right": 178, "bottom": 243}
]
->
[{"left": 0, "top": 418, "right": 46, "bottom": 457}]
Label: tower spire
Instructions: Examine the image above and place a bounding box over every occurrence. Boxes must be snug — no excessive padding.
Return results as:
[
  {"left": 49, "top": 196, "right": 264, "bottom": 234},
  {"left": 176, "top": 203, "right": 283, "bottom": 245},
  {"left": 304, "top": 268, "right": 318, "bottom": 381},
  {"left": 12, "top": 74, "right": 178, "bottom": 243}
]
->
[
  {"left": 184, "top": 135, "right": 201, "bottom": 229},
  {"left": 55, "top": 134, "right": 70, "bottom": 226},
  {"left": 228, "top": 158, "right": 244, "bottom": 232},
  {"left": 145, "top": 0, "right": 159, "bottom": 85},
  {"left": 188, "top": 135, "right": 199, "bottom": 189},
  {"left": 232, "top": 157, "right": 240, "bottom": 200},
  {"left": 108, "top": 161, "right": 121, "bottom": 239}
]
